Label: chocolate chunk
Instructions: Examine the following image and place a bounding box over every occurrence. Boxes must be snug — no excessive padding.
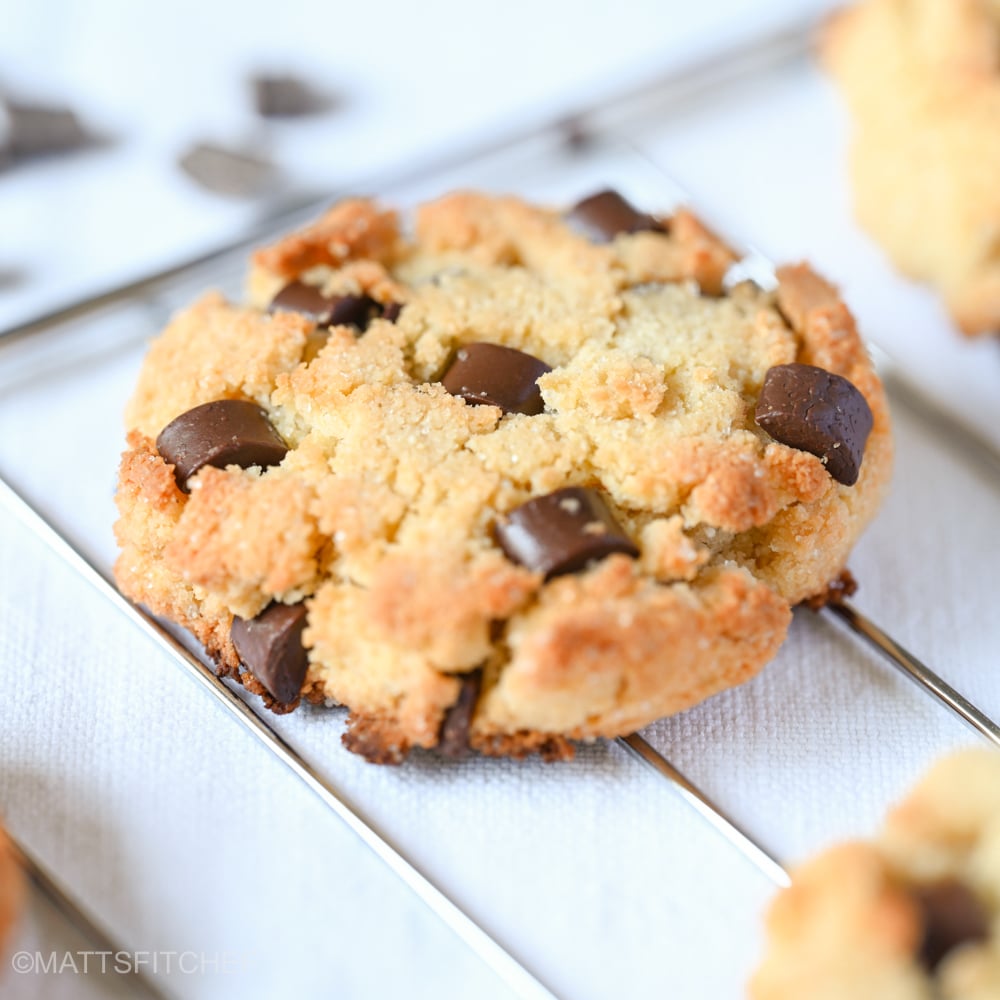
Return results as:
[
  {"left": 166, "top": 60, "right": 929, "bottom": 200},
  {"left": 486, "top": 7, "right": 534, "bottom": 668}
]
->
[
  {"left": 913, "top": 879, "right": 990, "bottom": 972},
  {"left": 558, "top": 115, "right": 595, "bottom": 153},
  {"left": 268, "top": 280, "right": 340, "bottom": 323},
  {"left": 381, "top": 301, "right": 403, "bottom": 323},
  {"left": 251, "top": 74, "right": 335, "bottom": 118},
  {"left": 4, "top": 100, "right": 93, "bottom": 158},
  {"left": 438, "top": 671, "right": 483, "bottom": 758},
  {"left": 755, "top": 363, "right": 873, "bottom": 486},
  {"left": 495, "top": 487, "right": 638, "bottom": 579},
  {"left": 178, "top": 142, "right": 278, "bottom": 198},
  {"left": 326, "top": 294, "right": 382, "bottom": 330},
  {"left": 567, "top": 189, "right": 666, "bottom": 243},
  {"left": 268, "top": 282, "right": 388, "bottom": 332},
  {"left": 0, "top": 266, "right": 27, "bottom": 291},
  {"left": 156, "top": 399, "right": 288, "bottom": 492},
  {"left": 442, "top": 343, "right": 551, "bottom": 415},
  {"left": 231, "top": 602, "right": 309, "bottom": 704}
]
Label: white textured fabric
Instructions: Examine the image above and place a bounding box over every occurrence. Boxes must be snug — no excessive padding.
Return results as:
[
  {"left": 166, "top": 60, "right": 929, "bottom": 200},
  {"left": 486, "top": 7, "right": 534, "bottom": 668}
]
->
[{"left": 2, "top": 16, "right": 998, "bottom": 1000}]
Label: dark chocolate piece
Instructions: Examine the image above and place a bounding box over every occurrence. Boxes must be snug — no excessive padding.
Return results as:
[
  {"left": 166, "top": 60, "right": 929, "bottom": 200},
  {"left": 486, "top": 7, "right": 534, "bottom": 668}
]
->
[
  {"left": 177, "top": 142, "right": 278, "bottom": 198},
  {"left": 442, "top": 343, "right": 551, "bottom": 415},
  {"left": 156, "top": 399, "right": 288, "bottom": 491},
  {"left": 231, "top": 602, "right": 309, "bottom": 704},
  {"left": 0, "top": 267, "right": 27, "bottom": 291},
  {"left": 5, "top": 100, "right": 92, "bottom": 158},
  {"left": 251, "top": 74, "right": 334, "bottom": 118},
  {"left": 381, "top": 301, "right": 403, "bottom": 323},
  {"left": 268, "top": 280, "right": 340, "bottom": 323},
  {"left": 326, "top": 294, "right": 381, "bottom": 330},
  {"left": 913, "top": 879, "right": 990, "bottom": 972},
  {"left": 495, "top": 487, "right": 638, "bottom": 579},
  {"left": 566, "top": 189, "right": 666, "bottom": 243},
  {"left": 558, "top": 115, "right": 595, "bottom": 153},
  {"left": 438, "top": 671, "right": 483, "bottom": 758},
  {"left": 755, "top": 363, "right": 873, "bottom": 486},
  {"left": 268, "top": 282, "right": 388, "bottom": 332}
]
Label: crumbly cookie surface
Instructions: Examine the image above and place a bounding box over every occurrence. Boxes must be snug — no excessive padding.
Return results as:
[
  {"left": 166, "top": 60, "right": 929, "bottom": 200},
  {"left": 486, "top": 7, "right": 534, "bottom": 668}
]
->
[
  {"left": 823, "top": 0, "right": 1000, "bottom": 335},
  {"left": 0, "top": 821, "right": 24, "bottom": 959},
  {"left": 114, "top": 191, "right": 891, "bottom": 762},
  {"left": 752, "top": 749, "right": 1000, "bottom": 1000}
]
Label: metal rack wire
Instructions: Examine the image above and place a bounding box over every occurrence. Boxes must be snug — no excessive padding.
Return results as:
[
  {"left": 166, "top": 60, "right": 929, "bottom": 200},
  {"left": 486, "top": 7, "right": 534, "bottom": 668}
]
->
[{"left": 3, "top": 21, "right": 999, "bottom": 999}]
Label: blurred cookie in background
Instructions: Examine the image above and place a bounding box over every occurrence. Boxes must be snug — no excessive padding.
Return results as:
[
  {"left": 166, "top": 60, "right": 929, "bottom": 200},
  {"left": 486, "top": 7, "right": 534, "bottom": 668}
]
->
[
  {"left": 752, "top": 749, "right": 1000, "bottom": 999},
  {"left": 823, "top": 0, "right": 1000, "bottom": 337}
]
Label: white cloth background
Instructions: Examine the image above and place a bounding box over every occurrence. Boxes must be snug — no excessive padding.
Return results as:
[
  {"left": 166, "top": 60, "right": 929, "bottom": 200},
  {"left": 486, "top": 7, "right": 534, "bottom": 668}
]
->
[{"left": 3, "top": 3, "right": 1000, "bottom": 999}]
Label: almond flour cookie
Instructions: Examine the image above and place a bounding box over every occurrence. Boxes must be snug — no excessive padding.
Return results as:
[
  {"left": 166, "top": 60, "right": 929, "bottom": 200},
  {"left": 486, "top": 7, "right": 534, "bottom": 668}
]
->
[
  {"left": 752, "top": 749, "right": 1000, "bottom": 1000},
  {"left": 0, "top": 820, "right": 24, "bottom": 960},
  {"left": 823, "top": 0, "right": 1000, "bottom": 335},
  {"left": 114, "top": 189, "right": 892, "bottom": 763}
]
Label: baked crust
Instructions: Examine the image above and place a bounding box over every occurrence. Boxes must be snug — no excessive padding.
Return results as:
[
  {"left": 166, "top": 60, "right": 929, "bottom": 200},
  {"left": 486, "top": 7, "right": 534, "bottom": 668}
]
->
[
  {"left": 752, "top": 749, "right": 1000, "bottom": 999},
  {"left": 823, "top": 0, "right": 1000, "bottom": 335},
  {"left": 114, "top": 192, "right": 892, "bottom": 762}
]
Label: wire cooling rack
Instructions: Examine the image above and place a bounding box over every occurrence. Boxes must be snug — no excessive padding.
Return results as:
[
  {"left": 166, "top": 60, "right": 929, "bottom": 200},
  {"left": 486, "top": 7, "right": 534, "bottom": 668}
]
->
[{"left": 3, "top": 22, "right": 999, "bottom": 1000}]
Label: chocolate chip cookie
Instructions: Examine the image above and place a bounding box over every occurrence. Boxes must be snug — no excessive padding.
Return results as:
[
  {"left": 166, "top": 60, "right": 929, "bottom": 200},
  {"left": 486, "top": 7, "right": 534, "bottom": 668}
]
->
[
  {"left": 113, "top": 190, "right": 892, "bottom": 763},
  {"left": 752, "top": 749, "right": 1000, "bottom": 999},
  {"left": 823, "top": 0, "right": 1000, "bottom": 335}
]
